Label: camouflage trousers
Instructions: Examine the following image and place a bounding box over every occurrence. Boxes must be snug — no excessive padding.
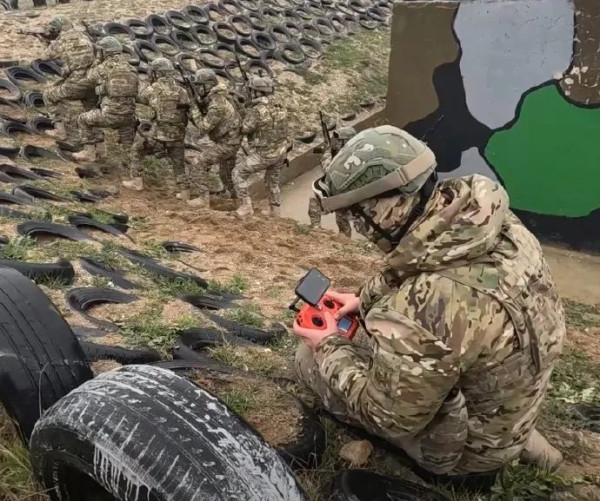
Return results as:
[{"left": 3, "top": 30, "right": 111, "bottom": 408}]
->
[
  {"left": 295, "top": 343, "right": 470, "bottom": 475},
  {"left": 130, "top": 133, "right": 185, "bottom": 181},
  {"left": 78, "top": 109, "right": 136, "bottom": 147},
  {"left": 43, "top": 70, "right": 99, "bottom": 142},
  {"left": 185, "top": 142, "right": 239, "bottom": 197},
  {"left": 308, "top": 196, "right": 352, "bottom": 238},
  {"left": 232, "top": 152, "right": 284, "bottom": 207}
]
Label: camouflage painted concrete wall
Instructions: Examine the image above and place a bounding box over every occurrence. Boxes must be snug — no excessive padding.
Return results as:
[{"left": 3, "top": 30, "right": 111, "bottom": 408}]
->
[{"left": 386, "top": 0, "right": 600, "bottom": 252}]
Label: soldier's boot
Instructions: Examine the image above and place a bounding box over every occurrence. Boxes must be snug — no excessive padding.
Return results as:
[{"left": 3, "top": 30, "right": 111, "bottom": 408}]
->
[
  {"left": 235, "top": 197, "right": 254, "bottom": 218},
  {"left": 176, "top": 189, "right": 190, "bottom": 201},
  {"left": 261, "top": 204, "right": 281, "bottom": 218},
  {"left": 122, "top": 177, "right": 144, "bottom": 191},
  {"left": 71, "top": 144, "right": 97, "bottom": 163},
  {"left": 520, "top": 429, "right": 563, "bottom": 472},
  {"left": 46, "top": 122, "right": 67, "bottom": 140},
  {"left": 187, "top": 193, "right": 210, "bottom": 208}
]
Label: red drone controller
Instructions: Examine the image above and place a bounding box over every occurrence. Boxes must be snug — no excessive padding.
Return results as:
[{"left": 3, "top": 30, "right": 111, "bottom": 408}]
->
[{"left": 290, "top": 269, "right": 359, "bottom": 340}]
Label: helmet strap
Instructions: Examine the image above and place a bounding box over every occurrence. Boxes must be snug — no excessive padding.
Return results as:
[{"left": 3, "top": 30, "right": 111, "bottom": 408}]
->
[{"left": 351, "top": 172, "right": 437, "bottom": 249}]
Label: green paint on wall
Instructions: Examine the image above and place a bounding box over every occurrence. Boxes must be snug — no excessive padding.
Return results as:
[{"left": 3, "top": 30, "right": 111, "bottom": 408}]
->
[{"left": 485, "top": 84, "right": 600, "bottom": 217}]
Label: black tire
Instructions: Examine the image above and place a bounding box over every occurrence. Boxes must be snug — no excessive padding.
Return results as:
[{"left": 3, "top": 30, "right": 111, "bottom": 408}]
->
[
  {"left": 367, "top": 6, "right": 387, "bottom": 23},
  {"left": 28, "top": 115, "right": 54, "bottom": 133},
  {"left": 349, "top": 0, "right": 366, "bottom": 14},
  {"left": 30, "top": 167, "right": 62, "bottom": 179},
  {"left": 245, "top": 59, "right": 274, "bottom": 78},
  {"left": 572, "top": 403, "right": 600, "bottom": 433},
  {"left": 66, "top": 287, "right": 138, "bottom": 331},
  {"left": 213, "top": 22, "right": 238, "bottom": 44},
  {"left": 5, "top": 66, "right": 46, "bottom": 87},
  {"left": 261, "top": 5, "right": 281, "bottom": 21},
  {"left": 301, "top": 22, "right": 321, "bottom": 41},
  {"left": 358, "top": 14, "right": 379, "bottom": 30},
  {"left": 181, "top": 294, "right": 237, "bottom": 310},
  {"left": 198, "top": 48, "right": 226, "bottom": 69},
  {"left": 68, "top": 214, "right": 130, "bottom": 240},
  {"left": 161, "top": 240, "right": 202, "bottom": 253},
  {"left": 0, "top": 190, "right": 30, "bottom": 205},
  {"left": 305, "top": 0, "right": 324, "bottom": 17},
  {"left": 269, "top": 24, "right": 293, "bottom": 43},
  {"left": 0, "top": 267, "right": 92, "bottom": 441},
  {"left": 80, "top": 257, "right": 137, "bottom": 290},
  {"left": 22, "top": 91, "right": 45, "bottom": 108},
  {"left": 298, "top": 37, "right": 323, "bottom": 59},
  {"left": 235, "top": 37, "right": 263, "bottom": 59},
  {"left": 335, "top": 2, "right": 356, "bottom": 17},
  {"left": 1, "top": 120, "right": 36, "bottom": 136},
  {"left": 183, "top": 5, "right": 209, "bottom": 25},
  {"left": 239, "top": 0, "right": 260, "bottom": 12},
  {"left": 165, "top": 10, "right": 193, "bottom": 31},
  {"left": 13, "top": 184, "right": 70, "bottom": 203},
  {"left": 283, "top": 20, "right": 304, "bottom": 37},
  {"left": 121, "top": 43, "right": 141, "bottom": 67},
  {"left": 17, "top": 221, "right": 92, "bottom": 242},
  {"left": 0, "top": 78, "right": 21, "bottom": 102},
  {"left": 251, "top": 30, "right": 277, "bottom": 51},
  {"left": 69, "top": 190, "right": 101, "bottom": 203},
  {"left": 190, "top": 24, "right": 217, "bottom": 46},
  {"left": 121, "top": 248, "right": 208, "bottom": 289},
  {"left": 247, "top": 11, "right": 267, "bottom": 30},
  {"left": 0, "top": 97, "right": 25, "bottom": 122},
  {"left": 21, "top": 144, "right": 62, "bottom": 162},
  {"left": 75, "top": 166, "right": 101, "bottom": 179},
  {"left": 330, "top": 470, "right": 451, "bottom": 501},
  {"left": 177, "top": 326, "right": 254, "bottom": 348},
  {"left": 276, "top": 42, "right": 306, "bottom": 65},
  {"left": 32, "top": 60, "right": 64, "bottom": 78},
  {"left": 80, "top": 341, "right": 161, "bottom": 364},
  {"left": 313, "top": 16, "right": 336, "bottom": 37},
  {"left": 329, "top": 14, "right": 348, "bottom": 33},
  {"left": 170, "top": 29, "right": 200, "bottom": 51},
  {"left": 294, "top": 5, "right": 314, "bottom": 20},
  {"left": 103, "top": 22, "right": 136, "bottom": 41},
  {"left": 30, "top": 365, "right": 309, "bottom": 501},
  {"left": 0, "top": 164, "right": 42, "bottom": 180},
  {"left": 145, "top": 14, "right": 171, "bottom": 36},
  {"left": 124, "top": 19, "right": 153, "bottom": 39},
  {"left": 230, "top": 14, "right": 253, "bottom": 37},
  {"left": 151, "top": 34, "right": 180, "bottom": 57},
  {"left": 205, "top": 2, "right": 226, "bottom": 22},
  {"left": 219, "top": 0, "right": 242, "bottom": 15},
  {"left": 282, "top": 8, "right": 302, "bottom": 21},
  {"left": 0, "top": 258, "right": 74, "bottom": 284},
  {"left": 205, "top": 311, "right": 280, "bottom": 344}
]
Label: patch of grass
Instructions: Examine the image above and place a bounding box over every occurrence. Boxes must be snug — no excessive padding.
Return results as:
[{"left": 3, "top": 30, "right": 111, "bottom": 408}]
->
[
  {"left": 208, "top": 273, "right": 249, "bottom": 296},
  {"left": 0, "top": 236, "right": 35, "bottom": 260},
  {"left": 0, "top": 416, "right": 47, "bottom": 501},
  {"left": 304, "top": 70, "right": 327, "bottom": 86},
  {"left": 563, "top": 299, "right": 600, "bottom": 330},
  {"left": 294, "top": 222, "right": 312, "bottom": 235},
  {"left": 139, "top": 240, "right": 169, "bottom": 260},
  {"left": 543, "top": 347, "right": 600, "bottom": 426},
  {"left": 209, "top": 345, "right": 284, "bottom": 377},
  {"left": 225, "top": 302, "right": 264, "bottom": 328},
  {"left": 155, "top": 277, "right": 206, "bottom": 298},
  {"left": 219, "top": 389, "right": 258, "bottom": 415},
  {"left": 173, "top": 313, "right": 201, "bottom": 331},
  {"left": 266, "top": 286, "right": 283, "bottom": 299},
  {"left": 121, "top": 305, "right": 176, "bottom": 356},
  {"left": 90, "top": 275, "right": 111, "bottom": 288},
  {"left": 141, "top": 156, "right": 171, "bottom": 187}
]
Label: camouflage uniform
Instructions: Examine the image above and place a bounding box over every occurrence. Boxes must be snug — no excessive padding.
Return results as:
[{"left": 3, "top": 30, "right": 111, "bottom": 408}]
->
[
  {"left": 77, "top": 54, "right": 138, "bottom": 148},
  {"left": 233, "top": 95, "right": 288, "bottom": 208},
  {"left": 308, "top": 150, "right": 352, "bottom": 237},
  {"left": 129, "top": 77, "right": 189, "bottom": 182},
  {"left": 297, "top": 126, "right": 565, "bottom": 478},
  {"left": 188, "top": 81, "right": 242, "bottom": 199},
  {"left": 41, "top": 23, "right": 97, "bottom": 140}
]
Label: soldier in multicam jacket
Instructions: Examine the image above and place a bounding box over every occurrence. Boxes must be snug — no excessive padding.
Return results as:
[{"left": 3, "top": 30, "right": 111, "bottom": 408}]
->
[
  {"left": 307, "top": 126, "right": 356, "bottom": 237},
  {"left": 186, "top": 69, "right": 242, "bottom": 208},
  {"left": 40, "top": 17, "right": 96, "bottom": 144},
  {"left": 294, "top": 125, "right": 566, "bottom": 485},
  {"left": 122, "top": 58, "right": 189, "bottom": 192},
  {"left": 233, "top": 75, "right": 289, "bottom": 218},
  {"left": 73, "top": 37, "right": 139, "bottom": 163}
]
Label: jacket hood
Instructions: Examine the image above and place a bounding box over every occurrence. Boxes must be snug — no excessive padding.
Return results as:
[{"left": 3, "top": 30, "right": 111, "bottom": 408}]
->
[{"left": 383, "top": 174, "right": 509, "bottom": 274}]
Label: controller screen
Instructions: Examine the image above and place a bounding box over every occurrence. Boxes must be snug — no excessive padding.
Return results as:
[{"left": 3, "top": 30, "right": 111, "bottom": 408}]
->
[{"left": 338, "top": 317, "right": 352, "bottom": 332}]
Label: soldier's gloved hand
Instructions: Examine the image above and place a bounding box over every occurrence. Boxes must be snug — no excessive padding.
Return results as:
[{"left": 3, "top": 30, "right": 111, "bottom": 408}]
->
[
  {"left": 327, "top": 290, "right": 360, "bottom": 320},
  {"left": 293, "top": 311, "right": 339, "bottom": 350}
]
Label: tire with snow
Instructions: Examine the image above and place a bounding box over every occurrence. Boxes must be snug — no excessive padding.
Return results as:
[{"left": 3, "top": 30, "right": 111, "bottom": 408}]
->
[
  {"left": 0, "top": 267, "right": 92, "bottom": 441},
  {"left": 30, "top": 365, "right": 308, "bottom": 501}
]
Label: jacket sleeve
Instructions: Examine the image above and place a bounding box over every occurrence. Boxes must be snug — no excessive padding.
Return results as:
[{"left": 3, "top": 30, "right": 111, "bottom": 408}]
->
[
  {"left": 313, "top": 300, "right": 460, "bottom": 438},
  {"left": 42, "top": 38, "right": 61, "bottom": 61},
  {"left": 137, "top": 85, "right": 152, "bottom": 105},
  {"left": 241, "top": 103, "right": 263, "bottom": 135},
  {"left": 86, "top": 64, "right": 101, "bottom": 86},
  {"left": 190, "top": 95, "right": 221, "bottom": 136}
]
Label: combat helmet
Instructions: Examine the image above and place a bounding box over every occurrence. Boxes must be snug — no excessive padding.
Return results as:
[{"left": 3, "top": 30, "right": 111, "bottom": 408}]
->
[
  {"left": 194, "top": 68, "right": 218, "bottom": 87},
  {"left": 332, "top": 126, "right": 357, "bottom": 142},
  {"left": 150, "top": 57, "right": 174, "bottom": 74},
  {"left": 96, "top": 36, "right": 123, "bottom": 55},
  {"left": 313, "top": 125, "right": 437, "bottom": 213},
  {"left": 48, "top": 16, "right": 73, "bottom": 36},
  {"left": 248, "top": 75, "right": 274, "bottom": 95}
]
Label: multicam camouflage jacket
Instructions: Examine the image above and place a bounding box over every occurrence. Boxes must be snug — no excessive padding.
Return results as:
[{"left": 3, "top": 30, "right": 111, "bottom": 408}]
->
[
  {"left": 189, "top": 81, "right": 241, "bottom": 147},
  {"left": 313, "top": 174, "right": 565, "bottom": 474},
  {"left": 242, "top": 95, "right": 288, "bottom": 159},
  {"left": 43, "top": 29, "right": 95, "bottom": 73},
  {"left": 87, "top": 54, "right": 138, "bottom": 116},
  {"left": 139, "top": 77, "right": 189, "bottom": 142}
]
